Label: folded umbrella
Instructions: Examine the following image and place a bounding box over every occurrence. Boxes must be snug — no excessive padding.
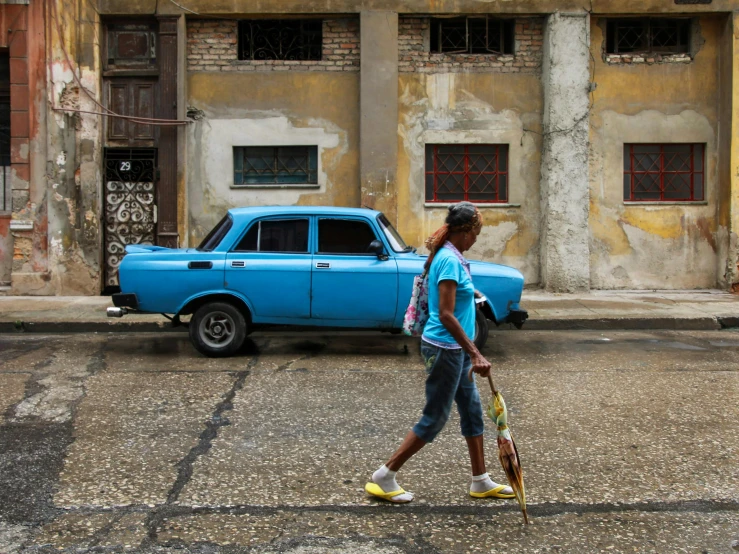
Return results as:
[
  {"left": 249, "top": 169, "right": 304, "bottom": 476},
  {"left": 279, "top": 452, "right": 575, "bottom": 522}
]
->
[{"left": 486, "top": 374, "right": 529, "bottom": 524}]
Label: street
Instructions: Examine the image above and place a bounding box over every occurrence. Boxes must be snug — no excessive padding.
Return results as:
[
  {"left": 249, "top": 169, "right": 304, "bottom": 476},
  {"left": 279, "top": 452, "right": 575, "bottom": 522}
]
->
[{"left": 0, "top": 330, "right": 737, "bottom": 553}]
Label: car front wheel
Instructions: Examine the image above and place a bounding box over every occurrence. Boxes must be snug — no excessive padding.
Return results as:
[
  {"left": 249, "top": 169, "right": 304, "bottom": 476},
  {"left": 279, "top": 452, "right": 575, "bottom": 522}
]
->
[
  {"left": 189, "top": 301, "right": 247, "bottom": 357},
  {"left": 473, "top": 307, "right": 489, "bottom": 351}
]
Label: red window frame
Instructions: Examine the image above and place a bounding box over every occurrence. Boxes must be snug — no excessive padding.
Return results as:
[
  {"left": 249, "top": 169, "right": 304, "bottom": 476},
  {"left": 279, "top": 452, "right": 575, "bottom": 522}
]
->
[
  {"left": 624, "top": 143, "right": 704, "bottom": 203},
  {"left": 425, "top": 144, "right": 508, "bottom": 204}
]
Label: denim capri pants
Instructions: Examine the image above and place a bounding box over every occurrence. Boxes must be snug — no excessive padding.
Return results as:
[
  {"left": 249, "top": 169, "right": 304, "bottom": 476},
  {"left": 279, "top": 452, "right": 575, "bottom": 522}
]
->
[{"left": 412, "top": 340, "right": 485, "bottom": 443}]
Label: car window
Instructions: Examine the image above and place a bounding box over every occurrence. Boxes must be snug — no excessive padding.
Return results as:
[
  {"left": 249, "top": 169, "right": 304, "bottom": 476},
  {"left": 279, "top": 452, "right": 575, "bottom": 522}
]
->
[
  {"left": 377, "top": 213, "right": 408, "bottom": 252},
  {"left": 234, "top": 219, "right": 309, "bottom": 253},
  {"left": 197, "top": 214, "right": 233, "bottom": 251},
  {"left": 318, "top": 218, "right": 378, "bottom": 254}
]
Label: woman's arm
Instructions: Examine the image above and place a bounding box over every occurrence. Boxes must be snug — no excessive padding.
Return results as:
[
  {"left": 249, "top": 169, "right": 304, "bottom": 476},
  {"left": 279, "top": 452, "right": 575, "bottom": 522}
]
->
[{"left": 438, "top": 279, "right": 491, "bottom": 378}]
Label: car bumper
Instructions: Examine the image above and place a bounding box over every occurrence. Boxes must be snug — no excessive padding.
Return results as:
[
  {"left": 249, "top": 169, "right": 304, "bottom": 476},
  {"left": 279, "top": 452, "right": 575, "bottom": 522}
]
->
[
  {"left": 506, "top": 308, "right": 528, "bottom": 328},
  {"left": 108, "top": 293, "right": 139, "bottom": 318}
]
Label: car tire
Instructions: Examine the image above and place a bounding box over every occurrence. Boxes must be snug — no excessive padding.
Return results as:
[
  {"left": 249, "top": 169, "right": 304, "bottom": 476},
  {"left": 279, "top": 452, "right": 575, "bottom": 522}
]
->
[
  {"left": 473, "top": 307, "right": 489, "bottom": 351},
  {"left": 189, "top": 301, "right": 247, "bottom": 358}
]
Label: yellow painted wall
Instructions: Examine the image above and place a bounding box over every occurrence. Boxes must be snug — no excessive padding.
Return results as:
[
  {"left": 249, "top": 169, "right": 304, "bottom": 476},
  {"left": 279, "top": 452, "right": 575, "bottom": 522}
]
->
[
  {"left": 397, "top": 72, "right": 543, "bottom": 286},
  {"left": 186, "top": 72, "right": 360, "bottom": 245},
  {"left": 589, "top": 16, "right": 722, "bottom": 289}
]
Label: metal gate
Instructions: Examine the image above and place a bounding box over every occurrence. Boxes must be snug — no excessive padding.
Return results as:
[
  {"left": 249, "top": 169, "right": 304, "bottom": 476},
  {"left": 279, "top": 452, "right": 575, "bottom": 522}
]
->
[{"left": 103, "top": 148, "right": 157, "bottom": 290}]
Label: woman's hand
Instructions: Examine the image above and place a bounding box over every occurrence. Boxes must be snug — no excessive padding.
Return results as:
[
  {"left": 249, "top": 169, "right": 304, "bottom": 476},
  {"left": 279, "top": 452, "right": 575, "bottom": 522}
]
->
[{"left": 468, "top": 353, "right": 492, "bottom": 380}]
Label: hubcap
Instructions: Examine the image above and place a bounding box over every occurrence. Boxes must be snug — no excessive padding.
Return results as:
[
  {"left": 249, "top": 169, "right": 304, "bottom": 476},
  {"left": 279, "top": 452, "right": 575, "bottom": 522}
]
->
[{"left": 199, "top": 311, "right": 236, "bottom": 349}]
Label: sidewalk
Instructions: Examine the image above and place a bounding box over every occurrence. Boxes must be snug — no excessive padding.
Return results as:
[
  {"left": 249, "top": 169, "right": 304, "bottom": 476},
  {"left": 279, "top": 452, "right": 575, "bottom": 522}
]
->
[{"left": 1, "top": 289, "right": 738, "bottom": 333}]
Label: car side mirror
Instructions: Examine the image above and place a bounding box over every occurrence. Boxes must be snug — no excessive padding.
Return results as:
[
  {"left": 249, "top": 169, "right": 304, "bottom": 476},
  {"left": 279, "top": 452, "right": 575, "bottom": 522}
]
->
[{"left": 367, "top": 240, "right": 388, "bottom": 260}]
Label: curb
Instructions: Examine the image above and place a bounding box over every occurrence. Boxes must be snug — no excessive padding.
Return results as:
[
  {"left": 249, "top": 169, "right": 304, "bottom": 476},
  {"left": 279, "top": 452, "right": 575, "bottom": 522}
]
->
[{"left": 1, "top": 316, "right": 737, "bottom": 334}]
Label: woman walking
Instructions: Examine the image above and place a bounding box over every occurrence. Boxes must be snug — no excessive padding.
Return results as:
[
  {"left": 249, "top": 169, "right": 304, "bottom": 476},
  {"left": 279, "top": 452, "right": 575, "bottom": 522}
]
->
[{"left": 365, "top": 201, "right": 513, "bottom": 503}]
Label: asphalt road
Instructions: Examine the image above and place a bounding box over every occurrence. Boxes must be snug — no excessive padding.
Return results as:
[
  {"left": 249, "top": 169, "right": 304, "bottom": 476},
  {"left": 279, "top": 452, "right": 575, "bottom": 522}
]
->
[{"left": 0, "top": 330, "right": 737, "bottom": 553}]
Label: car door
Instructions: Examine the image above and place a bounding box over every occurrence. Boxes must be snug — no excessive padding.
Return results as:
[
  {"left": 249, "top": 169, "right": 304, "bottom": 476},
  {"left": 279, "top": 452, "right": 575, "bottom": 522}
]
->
[
  {"left": 225, "top": 217, "right": 311, "bottom": 321},
  {"left": 310, "top": 217, "right": 398, "bottom": 324}
]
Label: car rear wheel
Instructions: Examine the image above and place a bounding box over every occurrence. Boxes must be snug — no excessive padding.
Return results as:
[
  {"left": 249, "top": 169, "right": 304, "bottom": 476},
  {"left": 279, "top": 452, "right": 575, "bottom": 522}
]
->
[
  {"left": 473, "top": 307, "right": 489, "bottom": 351},
  {"left": 190, "top": 301, "right": 247, "bottom": 357}
]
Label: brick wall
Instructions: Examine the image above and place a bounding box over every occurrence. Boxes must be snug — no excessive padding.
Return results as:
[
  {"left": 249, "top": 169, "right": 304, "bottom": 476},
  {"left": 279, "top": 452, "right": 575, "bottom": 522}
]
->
[
  {"left": 187, "top": 18, "right": 360, "bottom": 72},
  {"left": 399, "top": 17, "right": 544, "bottom": 74}
]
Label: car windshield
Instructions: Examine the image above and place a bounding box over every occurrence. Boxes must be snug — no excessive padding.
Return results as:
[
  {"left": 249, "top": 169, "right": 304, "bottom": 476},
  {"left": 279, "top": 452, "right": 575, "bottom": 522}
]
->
[
  {"left": 377, "top": 213, "right": 411, "bottom": 252},
  {"left": 197, "top": 214, "right": 233, "bottom": 251}
]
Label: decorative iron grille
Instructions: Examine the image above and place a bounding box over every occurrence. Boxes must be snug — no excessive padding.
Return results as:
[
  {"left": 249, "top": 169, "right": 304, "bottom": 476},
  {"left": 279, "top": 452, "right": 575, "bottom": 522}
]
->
[
  {"left": 430, "top": 16, "right": 514, "bottom": 55},
  {"left": 623, "top": 144, "right": 704, "bottom": 202},
  {"left": 238, "top": 19, "right": 322, "bottom": 61},
  {"left": 425, "top": 144, "right": 508, "bottom": 203},
  {"left": 104, "top": 148, "right": 158, "bottom": 287},
  {"left": 606, "top": 18, "right": 691, "bottom": 54},
  {"left": 234, "top": 146, "right": 318, "bottom": 186}
]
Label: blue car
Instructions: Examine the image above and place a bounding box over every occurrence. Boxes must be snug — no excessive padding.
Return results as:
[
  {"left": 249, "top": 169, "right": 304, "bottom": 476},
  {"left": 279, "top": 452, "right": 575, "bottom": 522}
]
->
[{"left": 108, "top": 206, "right": 527, "bottom": 357}]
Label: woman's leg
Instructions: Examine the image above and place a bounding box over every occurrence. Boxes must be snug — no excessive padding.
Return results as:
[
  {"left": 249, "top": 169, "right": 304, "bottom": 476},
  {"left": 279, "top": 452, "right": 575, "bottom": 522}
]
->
[
  {"left": 386, "top": 431, "right": 426, "bottom": 472},
  {"left": 455, "top": 354, "right": 513, "bottom": 498}
]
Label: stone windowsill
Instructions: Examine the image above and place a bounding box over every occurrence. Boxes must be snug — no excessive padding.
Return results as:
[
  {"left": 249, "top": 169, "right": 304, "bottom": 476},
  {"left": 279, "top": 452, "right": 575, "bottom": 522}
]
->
[
  {"left": 231, "top": 184, "right": 321, "bottom": 190},
  {"left": 425, "top": 202, "right": 521, "bottom": 208},
  {"left": 605, "top": 53, "right": 693, "bottom": 65},
  {"left": 9, "top": 220, "right": 34, "bottom": 230},
  {"left": 624, "top": 201, "right": 708, "bottom": 206}
]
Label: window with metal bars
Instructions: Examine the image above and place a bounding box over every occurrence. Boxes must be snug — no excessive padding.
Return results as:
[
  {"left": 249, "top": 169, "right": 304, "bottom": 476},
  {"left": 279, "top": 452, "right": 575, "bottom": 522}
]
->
[
  {"left": 233, "top": 146, "right": 318, "bottom": 186},
  {"left": 425, "top": 144, "right": 508, "bottom": 204},
  {"left": 430, "top": 16, "right": 514, "bottom": 55},
  {"left": 623, "top": 144, "right": 704, "bottom": 202},
  {"left": 238, "top": 19, "right": 322, "bottom": 61},
  {"left": 606, "top": 18, "right": 691, "bottom": 54}
]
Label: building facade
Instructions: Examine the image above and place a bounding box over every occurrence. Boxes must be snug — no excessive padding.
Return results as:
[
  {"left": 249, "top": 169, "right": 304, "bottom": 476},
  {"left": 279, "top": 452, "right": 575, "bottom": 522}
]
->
[{"left": 2, "top": 0, "right": 738, "bottom": 295}]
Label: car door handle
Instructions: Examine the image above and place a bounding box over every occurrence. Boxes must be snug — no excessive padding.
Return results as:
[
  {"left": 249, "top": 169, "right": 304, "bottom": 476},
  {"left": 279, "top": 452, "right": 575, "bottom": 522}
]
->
[
  {"left": 231, "top": 261, "right": 245, "bottom": 268},
  {"left": 316, "top": 262, "right": 330, "bottom": 269},
  {"left": 188, "top": 261, "right": 212, "bottom": 269}
]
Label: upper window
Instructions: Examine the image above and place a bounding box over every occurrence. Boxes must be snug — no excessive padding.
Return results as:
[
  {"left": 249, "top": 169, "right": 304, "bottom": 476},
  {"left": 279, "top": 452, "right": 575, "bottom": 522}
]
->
[
  {"left": 235, "top": 219, "right": 309, "bottom": 253},
  {"left": 318, "top": 219, "right": 378, "bottom": 254},
  {"left": 105, "top": 22, "right": 157, "bottom": 69},
  {"left": 426, "top": 144, "right": 508, "bottom": 204},
  {"left": 606, "top": 18, "right": 691, "bottom": 55},
  {"left": 623, "top": 144, "right": 704, "bottom": 202},
  {"left": 430, "top": 16, "right": 514, "bottom": 55},
  {"left": 233, "top": 146, "right": 318, "bottom": 186},
  {"left": 238, "top": 19, "right": 322, "bottom": 61}
]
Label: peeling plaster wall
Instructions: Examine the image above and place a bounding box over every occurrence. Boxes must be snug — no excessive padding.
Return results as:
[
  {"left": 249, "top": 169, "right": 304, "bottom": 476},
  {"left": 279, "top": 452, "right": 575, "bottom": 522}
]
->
[
  {"left": 186, "top": 72, "right": 359, "bottom": 245},
  {"left": 397, "top": 72, "right": 543, "bottom": 287},
  {"left": 589, "top": 16, "right": 722, "bottom": 290},
  {"left": 44, "top": 0, "right": 103, "bottom": 295}
]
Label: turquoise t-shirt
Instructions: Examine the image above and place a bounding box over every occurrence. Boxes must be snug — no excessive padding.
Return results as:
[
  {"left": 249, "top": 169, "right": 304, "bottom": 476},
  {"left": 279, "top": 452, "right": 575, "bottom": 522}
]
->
[{"left": 421, "top": 247, "right": 475, "bottom": 347}]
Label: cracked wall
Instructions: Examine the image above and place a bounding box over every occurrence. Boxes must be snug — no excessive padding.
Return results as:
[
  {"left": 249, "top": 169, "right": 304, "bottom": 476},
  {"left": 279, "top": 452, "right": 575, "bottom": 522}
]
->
[
  {"left": 397, "top": 72, "right": 543, "bottom": 286},
  {"left": 186, "top": 72, "right": 359, "bottom": 244},
  {"left": 589, "top": 16, "right": 722, "bottom": 290}
]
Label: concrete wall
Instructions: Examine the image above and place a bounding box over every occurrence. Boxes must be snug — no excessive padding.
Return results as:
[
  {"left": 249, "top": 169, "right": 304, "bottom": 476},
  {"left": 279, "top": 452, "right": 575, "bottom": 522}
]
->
[
  {"left": 589, "top": 16, "right": 723, "bottom": 290},
  {"left": 397, "top": 72, "right": 544, "bottom": 287},
  {"left": 540, "top": 12, "right": 591, "bottom": 292},
  {"left": 186, "top": 72, "right": 360, "bottom": 244}
]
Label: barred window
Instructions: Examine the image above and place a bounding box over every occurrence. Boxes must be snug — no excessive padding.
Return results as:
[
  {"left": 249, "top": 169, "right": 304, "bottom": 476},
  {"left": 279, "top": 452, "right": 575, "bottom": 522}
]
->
[
  {"left": 238, "top": 19, "right": 322, "bottom": 61},
  {"left": 623, "top": 144, "right": 704, "bottom": 202},
  {"left": 233, "top": 146, "right": 318, "bottom": 186},
  {"left": 425, "top": 145, "right": 508, "bottom": 204},
  {"left": 430, "top": 16, "right": 514, "bottom": 55},
  {"left": 606, "top": 18, "right": 691, "bottom": 54}
]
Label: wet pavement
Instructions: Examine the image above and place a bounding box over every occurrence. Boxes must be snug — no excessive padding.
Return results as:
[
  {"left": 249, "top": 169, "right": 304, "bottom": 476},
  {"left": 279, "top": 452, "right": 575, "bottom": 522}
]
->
[{"left": 0, "top": 330, "right": 737, "bottom": 553}]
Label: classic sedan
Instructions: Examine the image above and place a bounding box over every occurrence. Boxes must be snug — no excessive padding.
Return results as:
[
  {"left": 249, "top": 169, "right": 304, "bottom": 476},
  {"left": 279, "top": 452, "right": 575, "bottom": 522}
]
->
[{"left": 108, "top": 206, "right": 528, "bottom": 357}]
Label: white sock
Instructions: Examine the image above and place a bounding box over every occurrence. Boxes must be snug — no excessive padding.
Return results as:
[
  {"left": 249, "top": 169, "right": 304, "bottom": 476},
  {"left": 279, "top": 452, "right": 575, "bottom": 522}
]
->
[
  {"left": 470, "top": 472, "right": 513, "bottom": 495},
  {"left": 372, "top": 465, "right": 413, "bottom": 501}
]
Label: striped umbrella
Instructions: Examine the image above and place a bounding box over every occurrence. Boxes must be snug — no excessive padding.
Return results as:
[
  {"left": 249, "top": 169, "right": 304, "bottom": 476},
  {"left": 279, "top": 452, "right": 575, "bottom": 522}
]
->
[{"left": 486, "top": 375, "right": 529, "bottom": 524}]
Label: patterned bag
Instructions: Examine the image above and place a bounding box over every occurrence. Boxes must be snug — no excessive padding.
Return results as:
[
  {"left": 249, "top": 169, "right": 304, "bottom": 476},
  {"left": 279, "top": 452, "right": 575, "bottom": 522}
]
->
[{"left": 402, "top": 271, "right": 429, "bottom": 337}]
